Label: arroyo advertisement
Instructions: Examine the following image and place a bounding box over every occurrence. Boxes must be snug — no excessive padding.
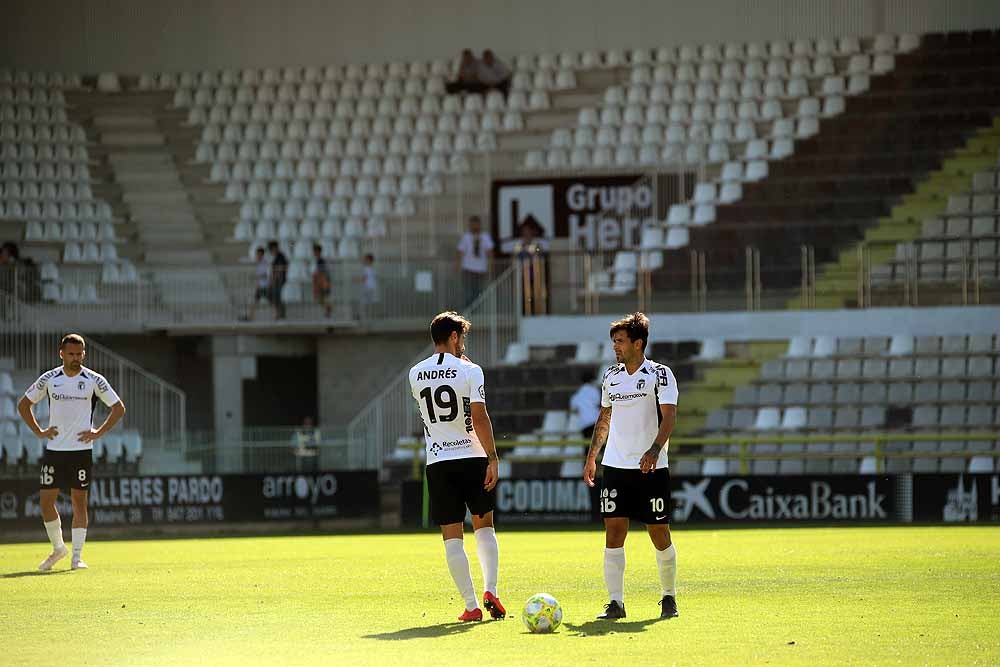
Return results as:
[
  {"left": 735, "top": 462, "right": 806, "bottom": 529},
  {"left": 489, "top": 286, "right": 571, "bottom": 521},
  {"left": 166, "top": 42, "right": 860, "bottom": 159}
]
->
[
  {"left": 0, "top": 471, "right": 379, "bottom": 529},
  {"left": 490, "top": 173, "right": 693, "bottom": 251}
]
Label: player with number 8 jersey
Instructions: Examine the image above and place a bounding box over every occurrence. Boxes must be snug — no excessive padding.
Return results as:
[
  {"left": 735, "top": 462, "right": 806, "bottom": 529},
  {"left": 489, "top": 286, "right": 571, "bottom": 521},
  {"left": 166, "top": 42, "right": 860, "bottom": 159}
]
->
[
  {"left": 18, "top": 333, "right": 126, "bottom": 572},
  {"left": 408, "top": 311, "right": 506, "bottom": 622}
]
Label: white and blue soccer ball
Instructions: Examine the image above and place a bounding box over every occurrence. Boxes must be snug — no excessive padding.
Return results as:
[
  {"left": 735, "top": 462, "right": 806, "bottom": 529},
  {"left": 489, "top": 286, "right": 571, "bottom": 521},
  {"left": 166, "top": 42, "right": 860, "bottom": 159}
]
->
[{"left": 521, "top": 593, "right": 563, "bottom": 633}]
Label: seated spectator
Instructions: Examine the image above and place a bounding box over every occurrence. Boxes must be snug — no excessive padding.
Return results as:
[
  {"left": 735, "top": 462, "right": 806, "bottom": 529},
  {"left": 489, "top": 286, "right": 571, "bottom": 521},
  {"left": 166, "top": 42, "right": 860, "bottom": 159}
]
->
[
  {"left": 446, "top": 49, "right": 484, "bottom": 95},
  {"left": 478, "top": 49, "right": 512, "bottom": 97}
]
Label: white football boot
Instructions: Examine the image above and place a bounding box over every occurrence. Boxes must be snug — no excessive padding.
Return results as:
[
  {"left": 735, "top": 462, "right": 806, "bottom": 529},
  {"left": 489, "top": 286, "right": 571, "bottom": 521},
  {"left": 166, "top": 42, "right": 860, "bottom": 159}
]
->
[{"left": 38, "top": 545, "right": 69, "bottom": 571}]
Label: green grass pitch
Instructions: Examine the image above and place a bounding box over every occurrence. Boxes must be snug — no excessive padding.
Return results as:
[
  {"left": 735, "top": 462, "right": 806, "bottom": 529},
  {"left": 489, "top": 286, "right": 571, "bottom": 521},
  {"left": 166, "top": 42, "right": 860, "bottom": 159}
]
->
[{"left": 2, "top": 526, "right": 998, "bottom": 665}]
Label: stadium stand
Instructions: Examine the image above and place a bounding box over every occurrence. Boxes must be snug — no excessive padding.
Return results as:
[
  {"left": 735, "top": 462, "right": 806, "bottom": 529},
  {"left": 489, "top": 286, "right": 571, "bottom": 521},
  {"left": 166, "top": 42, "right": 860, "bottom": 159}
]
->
[{"left": 703, "top": 334, "right": 1000, "bottom": 474}]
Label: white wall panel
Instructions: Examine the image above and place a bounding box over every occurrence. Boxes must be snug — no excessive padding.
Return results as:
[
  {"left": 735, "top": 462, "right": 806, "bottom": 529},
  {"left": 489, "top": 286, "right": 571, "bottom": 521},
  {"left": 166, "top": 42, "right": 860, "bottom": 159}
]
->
[{"left": 0, "top": 0, "right": 997, "bottom": 73}]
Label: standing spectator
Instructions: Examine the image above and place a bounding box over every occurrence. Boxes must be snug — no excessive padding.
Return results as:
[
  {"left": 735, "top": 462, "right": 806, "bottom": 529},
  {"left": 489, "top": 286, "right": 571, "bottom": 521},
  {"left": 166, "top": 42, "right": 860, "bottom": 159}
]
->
[
  {"left": 569, "top": 369, "right": 602, "bottom": 453},
  {"left": 456, "top": 216, "right": 494, "bottom": 306},
  {"left": 358, "top": 253, "right": 378, "bottom": 320},
  {"left": 291, "top": 416, "right": 320, "bottom": 472},
  {"left": 267, "top": 241, "right": 288, "bottom": 320},
  {"left": 478, "top": 50, "right": 512, "bottom": 97},
  {"left": 446, "top": 49, "right": 483, "bottom": 95},
  {"left": 246, "top": 246, "right": 270, "bottom": 320},
  {"left": 311, "top": 243, "right": 332, "bottom": 318},
  {"left": 511, "top": 219, "right": 550, "bottom": 315}
]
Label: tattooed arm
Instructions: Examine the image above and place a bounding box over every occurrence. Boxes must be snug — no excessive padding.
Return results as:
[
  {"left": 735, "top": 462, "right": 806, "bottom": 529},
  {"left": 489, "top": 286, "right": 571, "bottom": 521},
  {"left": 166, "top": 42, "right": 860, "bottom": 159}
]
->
[{"left": 583, "top": 406, "right": 611, "bottom": 487}]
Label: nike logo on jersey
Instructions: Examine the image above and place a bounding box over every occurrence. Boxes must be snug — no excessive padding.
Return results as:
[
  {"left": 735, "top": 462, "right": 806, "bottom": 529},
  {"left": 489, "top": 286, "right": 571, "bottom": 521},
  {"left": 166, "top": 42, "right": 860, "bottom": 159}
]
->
[
  {"left": 655, "top": 515, "right": 668, "bottom": 521},
  {"left": 80, "top": 482, "right": 89, "bottom": 488},
  {"left": 53, "top": 383, "right": 64, "bottom": 387},
  {"left": 609, "top": 382, "right": 622, "bottom": 386}
]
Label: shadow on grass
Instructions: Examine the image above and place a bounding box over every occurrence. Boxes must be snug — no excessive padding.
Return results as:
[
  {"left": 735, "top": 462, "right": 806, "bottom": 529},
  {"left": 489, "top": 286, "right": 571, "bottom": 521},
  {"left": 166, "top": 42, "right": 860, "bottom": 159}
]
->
[
  {"left": 2, "top": 570, "right": 73, "bottom": 579},
  {"left": 363, "top": 619, "right": 496, "bottom": 640},
  {"left": 561, "top": 617, "right": 668, "bottom": 636}
]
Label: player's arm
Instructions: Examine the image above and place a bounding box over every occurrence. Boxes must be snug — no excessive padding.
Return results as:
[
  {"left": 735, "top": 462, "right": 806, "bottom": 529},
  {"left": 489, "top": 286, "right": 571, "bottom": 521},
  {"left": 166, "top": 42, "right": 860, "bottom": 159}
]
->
[
  {"left": 639, "top": 404, "right": 677, "bottom": 473},
  {"left": 467, "top": 363, "right": 499, "bottom": 491},
  {"left": 18, "top": 376, "right": 58, "bottom": 439},
  {"left": 17, "top": 395, "right": 58, "bottom": 440},
  {"left": 583, "top": 406, "right": 611, "bottom": 488},
  {"left": 78, "top": 376, "right": 126, "bottom": 443}
]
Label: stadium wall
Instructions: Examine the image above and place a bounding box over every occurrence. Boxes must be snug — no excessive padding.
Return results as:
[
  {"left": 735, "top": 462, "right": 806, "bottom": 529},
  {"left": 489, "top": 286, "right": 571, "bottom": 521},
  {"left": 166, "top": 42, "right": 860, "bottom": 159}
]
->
[{"left": 1, "top": 0, "right": 999, "bottom": 72}]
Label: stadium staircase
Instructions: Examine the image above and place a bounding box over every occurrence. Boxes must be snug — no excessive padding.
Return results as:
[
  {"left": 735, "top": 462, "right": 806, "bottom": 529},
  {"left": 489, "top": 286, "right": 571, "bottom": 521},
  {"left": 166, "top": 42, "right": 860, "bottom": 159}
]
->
[
  {"left": 653, "top": 32, "right": 1000, "bottom": 305},
  {"left": 66, "top": 89, "right": 230, "bottom": 312}
]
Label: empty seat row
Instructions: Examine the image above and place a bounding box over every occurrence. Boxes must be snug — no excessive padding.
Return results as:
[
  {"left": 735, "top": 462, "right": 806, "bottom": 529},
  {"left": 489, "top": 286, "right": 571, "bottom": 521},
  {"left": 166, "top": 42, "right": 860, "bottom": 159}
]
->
[
  {"left": 40, "top": 282, "right": 106, "bottom": 304},
  {"left": 0, "top": 105, "right": 71, "bottom": 123},
  {"left": 24, "top": 220, "right": 115, "bottom": 242},
  {"left": 946, "top": 193, "right": 1000, "bottom": 215},
  {"left": 920, "top": 215, "right": 1000, "bottom": 239},
  {"left": 706, "top": 405, "right": 888, "bottom": 431},
  {"left": 785, "top": 334, "right": 997, "bottom": 357},
  {"left": 1, "top": 200, "right": 112, "bottom": 222},
  {"left": 0, "top": 160, "right": 90, "bottom": 182},
  {"left": 228, "top": 175, "right": 443, "bottom": 204},
  {"left": 0, "top": 87, "right": 69, "bottom": 106},
  {"left": 0, "top": 123, "right": 87, "bottom": 144},
  {"left": 0, "top": 72, "right": 83, "bottom": 88},
  {"left": 200, "top": 115, "right": 504, "bottom": 142},
  {"left": 580, "top": 97, "right": 844, "bottom": 129},
  {"left": 526, "top": 141, "right": 762, "bottom": 170},
  {"left": 604, "top": 75, "right": 867, "bottom": 106},
  {"left": 760, "top": 356, "right": 997, "bottom": 381},
  {"left": 1, "top": 181, "right": 93, "bottom": 201},
  {"left": 236, "top": 217, "right": 386, "bottom": 243},
  {"left": 63, "top": 241, "right": 119, "bottom": 264},
  {"left": 734, "top": 380, "right": 1000, "bottom": 407},
  {"left": 0, "top": 142, "right": 89, "bottom": 162},
  {"left": 239, "top": 195, "right": 415, "bottom": 221}
]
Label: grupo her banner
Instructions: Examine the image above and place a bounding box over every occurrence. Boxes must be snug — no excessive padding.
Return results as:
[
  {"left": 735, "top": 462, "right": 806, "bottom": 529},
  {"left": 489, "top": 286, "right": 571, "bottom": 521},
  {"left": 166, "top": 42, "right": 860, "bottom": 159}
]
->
[
  {"left": 0, "top": 471, "right": 379, "bottom": 529},
  {"left": 401, "top": 474, "right": 910, "bottom": 525},
  {"left": 490, "top": 173, "right": 693, "bottom": 251}
]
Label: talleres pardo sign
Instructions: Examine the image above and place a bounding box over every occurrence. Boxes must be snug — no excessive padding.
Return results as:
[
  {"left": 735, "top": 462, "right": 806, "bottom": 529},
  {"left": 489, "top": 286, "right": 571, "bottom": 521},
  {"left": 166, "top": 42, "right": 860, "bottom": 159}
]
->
[{"left": 0, "top": 471, "right": 379, "bottom": 528}]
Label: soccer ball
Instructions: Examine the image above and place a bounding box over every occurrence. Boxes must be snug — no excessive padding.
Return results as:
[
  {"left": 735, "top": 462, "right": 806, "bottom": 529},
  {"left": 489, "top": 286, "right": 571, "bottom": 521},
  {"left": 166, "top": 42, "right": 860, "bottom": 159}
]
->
[{"left": 521, "top": 593, "right": 563, "bottom": 633}]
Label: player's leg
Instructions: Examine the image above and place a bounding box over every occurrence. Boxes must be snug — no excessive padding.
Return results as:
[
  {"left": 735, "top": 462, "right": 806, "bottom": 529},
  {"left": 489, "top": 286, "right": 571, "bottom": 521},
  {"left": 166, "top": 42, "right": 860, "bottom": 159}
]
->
[
  {"left": 38, "top": 453, "right": 68, "bottom": 571},
  {"left": 598, "top": 466, "right": 629, "bottom": 618},
  {"left": 429, "top": 462, "right": 480, "bottom": 620},
  {"left": 70, "top": 488, "right": 90, "bottom": 569},
  {"left": 642, "top": 467, "right": 678, "bottom": 618},
  {"left": 467, "top": 459, "right": 504, "bottom": 618}
]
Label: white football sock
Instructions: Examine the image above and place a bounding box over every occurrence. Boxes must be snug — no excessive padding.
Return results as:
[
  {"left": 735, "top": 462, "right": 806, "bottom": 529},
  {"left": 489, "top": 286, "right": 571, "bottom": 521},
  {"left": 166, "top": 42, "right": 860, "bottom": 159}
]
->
[
  {"left": 44, "top": 517, "right": 65, "bottom": 549},
  {"left": 444, "top": 538, "right": 478, "bottom": 611},
  {"left": 656, "top": 543, "right": 677, "bottom": 597},
  {"left": 474, "top": 527, "right": 499, "bottom": 596},
  {"left": 72, "top": 528, "right": 87, "bottom": 559},
  {"left": 603, "top": 546, "right": 626, "bottom": 604}
]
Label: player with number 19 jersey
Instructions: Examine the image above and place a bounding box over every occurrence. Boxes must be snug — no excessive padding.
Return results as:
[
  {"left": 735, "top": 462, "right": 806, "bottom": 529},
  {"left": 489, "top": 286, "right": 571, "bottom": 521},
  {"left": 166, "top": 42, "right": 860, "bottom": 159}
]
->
[{"left": 409, "top": 352, "right": 487, "bottom": 463}]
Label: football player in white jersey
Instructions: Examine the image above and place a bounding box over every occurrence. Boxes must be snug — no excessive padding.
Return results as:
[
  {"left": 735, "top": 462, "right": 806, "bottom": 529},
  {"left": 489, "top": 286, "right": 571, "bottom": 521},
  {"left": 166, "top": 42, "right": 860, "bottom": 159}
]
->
[
  {"left": 17, "top": 334, "right": 126, "bottom": 571},
  {"left": 583, "top": 313, "right": 680, "bottom": 620},
  {"left": 408, "top": 311, "right": 505, "bottom": 622}
]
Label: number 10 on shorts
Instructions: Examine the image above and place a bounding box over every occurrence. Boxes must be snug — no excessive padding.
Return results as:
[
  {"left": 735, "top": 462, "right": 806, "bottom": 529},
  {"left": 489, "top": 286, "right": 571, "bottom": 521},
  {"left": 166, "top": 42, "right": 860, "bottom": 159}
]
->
[{"left": 650, "top": 497, "right": 665, "bottom": 513}]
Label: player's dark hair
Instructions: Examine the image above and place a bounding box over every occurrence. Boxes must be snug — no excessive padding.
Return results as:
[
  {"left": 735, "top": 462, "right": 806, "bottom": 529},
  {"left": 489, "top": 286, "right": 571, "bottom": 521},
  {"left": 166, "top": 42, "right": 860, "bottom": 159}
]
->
[
  {"left": 60, "top": 333, "right": 85, "bottom": 349},
  {"left": 609, "top": 312, "right": 649, "bottom": 351},
  {"left": 430, "top": 311, "right": 471, "bottom": 345}
]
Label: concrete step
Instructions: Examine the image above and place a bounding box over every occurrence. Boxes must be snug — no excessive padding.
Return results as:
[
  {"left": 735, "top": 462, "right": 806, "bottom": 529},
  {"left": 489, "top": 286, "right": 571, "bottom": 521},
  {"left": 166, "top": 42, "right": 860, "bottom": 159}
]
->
[
  {"left": 93, "top": 114, "right": 157, "bottom": 130},
  {"left": 145, "top": 248, "right": 215, "bottom": 265},
  {"left": 140, "top": 230, "right": 205, "bottom": 244},
  {"left": 524, "top": 110, "right": 576, "bottom": 132},
  {"left": 123, "top": 190, "right": 190, "bottom": 205},
  {"left": 498, "top": 130, "right": 550, "bottom": 152},
  {"left": 99, "top": 131, "right": 165, "bottom": 147},
  {"left": 550, "top": 90, "right": 604, "bottom": 111},
  {"left": 108, "top": 153, "right": 176, "bottom": 170}
]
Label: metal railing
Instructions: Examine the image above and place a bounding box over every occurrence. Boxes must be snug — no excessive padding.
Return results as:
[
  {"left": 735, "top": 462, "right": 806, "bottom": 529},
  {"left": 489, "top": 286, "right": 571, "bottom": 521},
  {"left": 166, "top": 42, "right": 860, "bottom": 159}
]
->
[
  {"left": 0, "top": 289, "right": 187, "bottom": 444},
  {"left": 346, "top": 262, "right": 522, "bottom": 467},
  {"left": 183, "top": 426, "right": 352, "bottom": 474},
  {"left": 394, "top": 431, "right": 1000, "bottom": 479}
]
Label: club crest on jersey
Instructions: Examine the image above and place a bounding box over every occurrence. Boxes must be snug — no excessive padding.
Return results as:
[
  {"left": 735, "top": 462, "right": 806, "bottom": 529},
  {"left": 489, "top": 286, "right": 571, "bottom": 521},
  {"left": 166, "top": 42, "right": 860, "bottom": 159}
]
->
[
  {"left": 636, "top": 379, "right": 645, "bottom": 390},
  {"left": 78, "top": 380, "right": 85, "bottom": 390}
]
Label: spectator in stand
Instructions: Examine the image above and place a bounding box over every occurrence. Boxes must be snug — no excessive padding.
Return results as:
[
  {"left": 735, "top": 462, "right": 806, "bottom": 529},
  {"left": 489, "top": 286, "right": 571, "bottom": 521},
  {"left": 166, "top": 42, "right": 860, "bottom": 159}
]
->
[
  {"left": 446, "top": 49, "right": 483, "bottom": 95},
  {"left": 311, "top": 243, "right": 332, "bottom": 318},
  {"left": 291, "top": 416, "right": 320, "bottom": 472},
  {"left": 268, "top": 240, "right": 288, "bottom": 320},
  {"left": 246, "top": 246, "right": 270, "bottom": 320},
  {"left": 569, "top": 369, "right": 602, "bottom": 454},
  {"left": 478, "top": 49, "right": 512, "bottom": 97},
  {"left": 456, "top": 215, "right": 495, "bottom": 307},
  {"left": 510, "top": 219, "right": 550, "bottom": 315},
  {"left": 358, "top": 253, "right": 378, "bottom": 320}
]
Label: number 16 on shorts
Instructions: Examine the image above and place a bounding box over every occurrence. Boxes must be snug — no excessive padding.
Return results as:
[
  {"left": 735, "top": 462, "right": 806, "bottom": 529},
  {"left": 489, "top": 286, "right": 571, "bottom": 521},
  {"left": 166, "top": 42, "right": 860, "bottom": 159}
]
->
[{"left": 600, "top": 488, "right": 617, "bottom": 514}]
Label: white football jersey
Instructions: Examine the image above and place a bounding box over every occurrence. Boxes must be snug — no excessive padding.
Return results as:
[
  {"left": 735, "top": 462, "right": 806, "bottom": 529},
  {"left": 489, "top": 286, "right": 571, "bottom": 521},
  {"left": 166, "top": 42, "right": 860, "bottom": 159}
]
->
[
  {"left": 23, "top": 365, "right": 121, "bottom": 452},
  {"left": 600, "top": 357, "right": 678, "bottom": 470},
  {"left": 409, "top": 352, "right": 487, "bottom": 464}
]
